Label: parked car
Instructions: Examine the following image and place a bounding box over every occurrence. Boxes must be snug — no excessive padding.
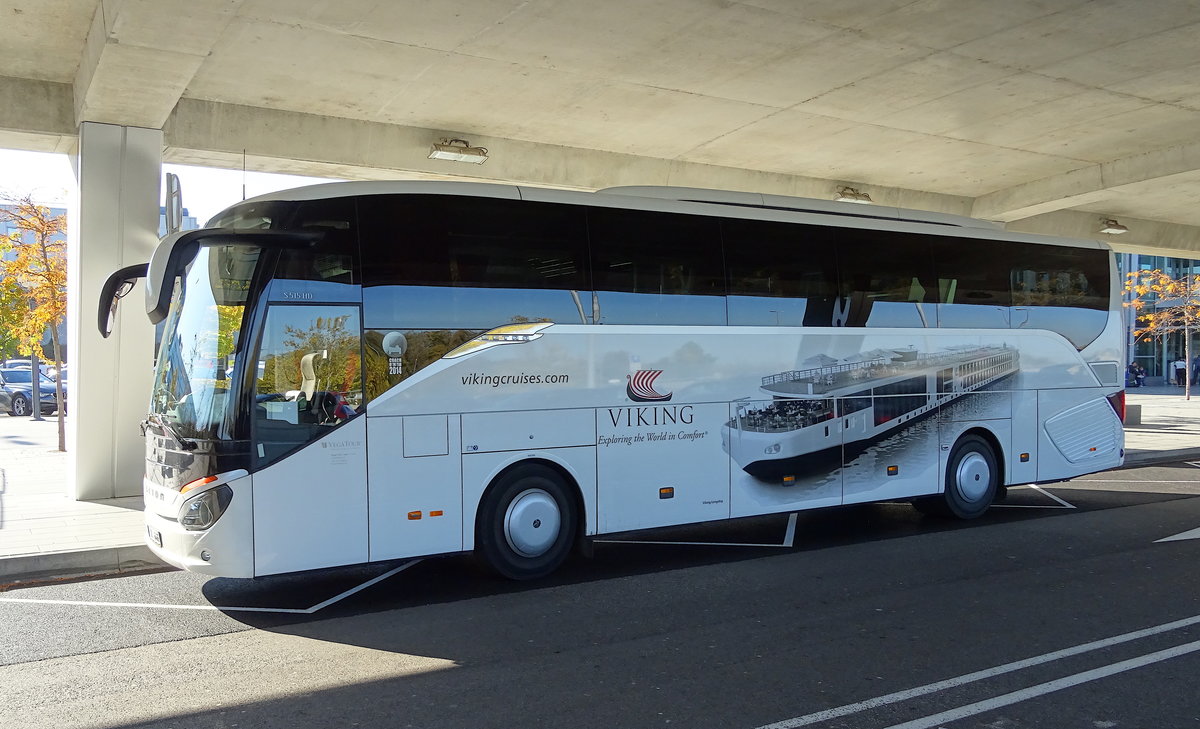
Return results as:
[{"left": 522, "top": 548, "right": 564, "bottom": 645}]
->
[
  {"left": 0, "top": 367, "right": 66, "bottom": 416},
  {"left": 2, "top": 359, "right": 51, "bottom": 374}
]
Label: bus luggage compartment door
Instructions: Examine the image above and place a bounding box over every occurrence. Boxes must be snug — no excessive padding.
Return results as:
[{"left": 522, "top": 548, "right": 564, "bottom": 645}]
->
[{"left": 367, "top": 414, "right": 463, "bottom": 561}]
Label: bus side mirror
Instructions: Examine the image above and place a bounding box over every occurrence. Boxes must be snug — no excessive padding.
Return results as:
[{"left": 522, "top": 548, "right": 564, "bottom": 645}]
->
[{"left": 98, "top": 263, "right": 149, "bottom": 338}]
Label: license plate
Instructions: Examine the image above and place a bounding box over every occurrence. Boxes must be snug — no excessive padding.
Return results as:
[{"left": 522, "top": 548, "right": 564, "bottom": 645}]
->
[{"left": 147, "top": 526, "right": 162, "bottom": 548}]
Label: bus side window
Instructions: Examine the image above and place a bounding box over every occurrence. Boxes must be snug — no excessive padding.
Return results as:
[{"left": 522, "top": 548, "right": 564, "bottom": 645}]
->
[
  {"left": 360, "top": 195, "right": 590, "bottom": 330},
  {"left": 835, "top": 229, "right": 935, "bottom": 328},
  {"left": 358, "top": 195, "right": 590, "bottom": 395},
  {"left": 1009, "top": 243, "right": 1110, "bottom": 349},
  {"left": 588, "top": 206, "right": 725, "bottom": 325},
  {"left": 725, "top": 218, "right": 838, "bottom": 326},
  {"left": 931, "top": 236, "right": 1013, "bottom": 329}
]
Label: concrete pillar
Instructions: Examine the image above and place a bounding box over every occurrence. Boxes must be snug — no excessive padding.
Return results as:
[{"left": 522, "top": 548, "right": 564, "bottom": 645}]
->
[{"left": 67, "top": 122, "right": 161, "bottom": 500}]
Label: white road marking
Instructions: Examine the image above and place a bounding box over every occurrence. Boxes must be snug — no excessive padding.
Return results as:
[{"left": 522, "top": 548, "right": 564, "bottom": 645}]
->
[
  {"left": 1156, "top": 526, "right": 1200, "bottom": 543},
  {"left": 1074, "top": 479, "right": 1200, "bottom": 483},
  {"left": 753, "top": 613, "right": 1200, "bottom": 729},
  {"left": 304, "top": 561, "right": 419, "bottom": 612},
  {"left": 0, "top": 598, "right": 309, "bottom": 614},
  {"left": 880, "top": 639, "right": 1200, "bottom": 729},
  {"left": 0, "top": 560, "right": 419, "bottom": 615},
  {"left": 782, "top": 512, "right": 797, "bottom": 548},
  {"left": 989, "top": 504, "right": 1070, "bottom": 509},
  {"left": 596, "top": 513, "right": 798, "bottom": 549},
  {"left": 1030, "top": 485, "right": 1076, "bottom": 508},
  {"left": 991, "top": 485, "right": 1074, "bottom": 510}
]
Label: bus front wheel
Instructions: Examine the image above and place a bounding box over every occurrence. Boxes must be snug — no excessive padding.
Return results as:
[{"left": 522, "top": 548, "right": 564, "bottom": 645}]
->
[
  {"left": 476, "top": 463, "right": 578, "bottom": 580},
  {"left": 916, "top": 434, "right": 998, "bottom": 519}
]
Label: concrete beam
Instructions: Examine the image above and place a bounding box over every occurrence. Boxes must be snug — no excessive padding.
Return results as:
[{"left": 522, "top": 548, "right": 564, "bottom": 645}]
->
[
  {"left": 1006, "top": 209, "right": 1200, "bottom": 258},
  {"left": 73, "top": 0, "right": 243, "bottom": 128},
  {"left": 0, "top": 76, "right": 75, "bottom": 143},
  {"left": 974, "top": 141, "right": 1200, "bottom": 222},
  {"left": 163, "top": 98, "right": 974, "bottom": 215}
]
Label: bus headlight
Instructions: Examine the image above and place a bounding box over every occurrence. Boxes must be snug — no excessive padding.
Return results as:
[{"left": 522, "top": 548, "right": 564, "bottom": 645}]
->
[
  {"left": 765, "top": 443, "right": 781, "bottom": 454},
  {"left": 180, "top": 485, "right": 234, "bottom": 531}
]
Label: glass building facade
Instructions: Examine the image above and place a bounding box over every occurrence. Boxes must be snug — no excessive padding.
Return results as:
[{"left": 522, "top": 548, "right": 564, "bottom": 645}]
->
[{"left": 1123, "top": 253, "right": 1200, "bottom": 383}]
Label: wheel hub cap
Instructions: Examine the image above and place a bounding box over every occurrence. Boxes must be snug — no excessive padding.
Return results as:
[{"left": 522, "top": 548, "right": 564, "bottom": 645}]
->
[
  {"left": 955, "top": 452, "right": 991, "bottom": 502},
  {"left": 504, "top": 488, "right": 561, "bottom": 558}
]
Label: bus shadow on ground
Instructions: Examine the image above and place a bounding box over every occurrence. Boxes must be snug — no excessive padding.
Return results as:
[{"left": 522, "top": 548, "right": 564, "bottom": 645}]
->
[
  {"left": 206, "top": 484, "right": 1187, "bottom": 626},
  {"left": 139, "top": 487, "right": 1197, "bottom": 729}
]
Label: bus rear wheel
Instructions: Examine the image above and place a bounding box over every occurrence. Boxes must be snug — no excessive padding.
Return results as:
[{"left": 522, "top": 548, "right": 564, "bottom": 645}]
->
[
  {"left": 476, "top": 463, "right": 578, "bottom": 580},
  {"left": 916, "top": 434, "right": 998, "bottom": 519}
]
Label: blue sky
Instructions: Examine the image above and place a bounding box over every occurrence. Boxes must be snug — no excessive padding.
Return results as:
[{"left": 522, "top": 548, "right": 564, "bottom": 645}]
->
[{"left": 0, "top": 148, "right": 338, "bottom": 224}]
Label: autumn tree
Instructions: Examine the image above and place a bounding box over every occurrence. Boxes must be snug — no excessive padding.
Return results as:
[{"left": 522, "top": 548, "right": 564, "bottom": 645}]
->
[
  {"left": 0, "top": 196, "right": 68, "bottom": 449},
  {"left": 0, "top": 272, "right": 24, "bottom": 360},
  {"left": 1125, "top": 268, "right": 1200, "bottom": 400}
]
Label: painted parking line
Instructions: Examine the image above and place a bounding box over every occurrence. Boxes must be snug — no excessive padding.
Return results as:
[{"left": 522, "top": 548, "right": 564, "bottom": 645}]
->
[
  {"left": 0, "top": 560, "right": 420, "bottom": 615},
  {"left": 754, "top": 612, "right": 1200, "bottom": 729},
  {"left": 1076, "top": 479, "right": 1200, "bottom": 483},
  {"left": 992, "top": 485, "right": 1075, "bottom": 509},
  {"left": 881, "top": 639, "right": 1200, "bottom": 729},
  {"left": 1157, "top": 527, "right": 1200, "bottom": 543},
  {"left": 594, "top": 513, "right": 798, "bottom": 549}
]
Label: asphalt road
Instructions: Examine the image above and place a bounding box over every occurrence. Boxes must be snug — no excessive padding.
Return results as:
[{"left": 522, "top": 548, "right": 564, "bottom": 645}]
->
[{"left": 1, "top": 463, "right": 1198, "bottom": 729}]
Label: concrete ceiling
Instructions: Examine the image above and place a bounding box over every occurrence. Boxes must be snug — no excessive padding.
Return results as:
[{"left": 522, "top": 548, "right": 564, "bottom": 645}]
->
[{"left": 2, "top": 0, "right": 1200, "bottom": 255}]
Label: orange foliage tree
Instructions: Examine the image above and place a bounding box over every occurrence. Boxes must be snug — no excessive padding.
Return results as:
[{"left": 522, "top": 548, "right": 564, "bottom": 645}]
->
[
  {"left": 0, "top": 196, "right": 68, "bottom": 448},
  {"left": 1125, "top": 268, "right": 1200, "bottom": 399}
]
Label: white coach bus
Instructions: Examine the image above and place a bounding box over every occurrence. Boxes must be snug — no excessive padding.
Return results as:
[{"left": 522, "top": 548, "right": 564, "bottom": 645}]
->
[{"left": 99, "top": 182, "right": 1125, "bottom": 580}]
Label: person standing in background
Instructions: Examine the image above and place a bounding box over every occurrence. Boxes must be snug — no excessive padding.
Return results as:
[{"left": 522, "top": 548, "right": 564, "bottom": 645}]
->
[
  {"left": 1128, "top": 362, "right": 1147, "bottom": 387},
  {"left": 1173, "top": 355, "right": 1187, "bottom": 386}
]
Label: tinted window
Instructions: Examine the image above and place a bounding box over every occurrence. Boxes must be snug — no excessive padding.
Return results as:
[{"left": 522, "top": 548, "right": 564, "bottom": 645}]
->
[
  {"left": 931, "top": 236, "right": 1013, "bottom": 329},
  {"left": 253, "top": 304, "right": 363, "bottom": 467},
  {"left": 1010, "top": 243, "right": 1110, "bottom": 349},
  {"left": 1010, "top": 244, "right": 1108, "bottom": 310},
  {"left": 207, "top": 200, "right": 290, "bottom": 230},
  {"left": 836, "top": 229, "right": 935, "bottom": 328},
  {"left": 360, "top": 195, "right": 590, "bottom": 329},
  {"left": 266, "top": 197, "right": 360, "bottom": 303},
  {"left": 589, "top": 207, "right": 725, "bottom": 325},
  {"left": 725, "top": 219, "right": 839, "bottom": 326}
]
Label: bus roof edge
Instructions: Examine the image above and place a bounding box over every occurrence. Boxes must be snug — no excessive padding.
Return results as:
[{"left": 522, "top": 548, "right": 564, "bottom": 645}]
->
[{"left": 596, "top": 185, "right": 1003, "bottom": 231}]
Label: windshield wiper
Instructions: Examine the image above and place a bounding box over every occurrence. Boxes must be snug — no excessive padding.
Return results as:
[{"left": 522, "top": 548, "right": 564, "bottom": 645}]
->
[{"left": 144, "top": 413, "right": 198, "bottom": 451}]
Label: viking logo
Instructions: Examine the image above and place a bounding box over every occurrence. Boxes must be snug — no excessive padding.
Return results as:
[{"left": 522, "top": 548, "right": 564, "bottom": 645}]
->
[{"left": 626, "top": 370, "right": 673, "bottom": 402}]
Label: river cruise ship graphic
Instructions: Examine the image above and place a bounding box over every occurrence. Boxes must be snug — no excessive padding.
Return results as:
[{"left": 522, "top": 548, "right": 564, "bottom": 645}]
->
[{"left": 722, "top": 345, "right": 1019, "bottom": 480}]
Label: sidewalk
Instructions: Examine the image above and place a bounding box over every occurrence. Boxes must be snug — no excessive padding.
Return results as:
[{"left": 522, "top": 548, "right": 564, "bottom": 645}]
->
[
  {"left": 0, "top": 416, "right": 156, "bottom": 586},
  {"left": 1123, "top": 384, "right": 1200, "bottom": 465},
  {"left": 1, "top": 388, "right": 1198, "bottom": 586}
]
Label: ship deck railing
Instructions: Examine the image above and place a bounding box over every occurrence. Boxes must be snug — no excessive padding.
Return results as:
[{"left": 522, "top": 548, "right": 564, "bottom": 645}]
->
[
  {"left": 762, "top": 347, "right": 1013, "bottom": 393},
  {"left": 729, "top": 413, "right": 833, "bottom": 433}
]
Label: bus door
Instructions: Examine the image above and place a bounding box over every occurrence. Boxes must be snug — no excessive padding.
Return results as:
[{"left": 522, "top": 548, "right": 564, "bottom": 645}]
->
[{"left": 250, "top": 303, "right": 368, "bottom": 575}]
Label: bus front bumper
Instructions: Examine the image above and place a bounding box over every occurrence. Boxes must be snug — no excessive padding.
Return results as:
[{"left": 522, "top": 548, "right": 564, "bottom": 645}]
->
[{"left": 143, "top": 474, "right": 255, "bottom": 579}]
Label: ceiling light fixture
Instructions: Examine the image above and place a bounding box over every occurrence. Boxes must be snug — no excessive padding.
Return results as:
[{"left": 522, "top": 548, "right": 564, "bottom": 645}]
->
[
  {"left": 1099, "top": 218, "right": 1128, "bottom": 235},
  {"left": 429, "top": 138, "right": 489, "bottom": 164},
  {"left": 835, "top": 186, "right": 872, "bottom": 204}
]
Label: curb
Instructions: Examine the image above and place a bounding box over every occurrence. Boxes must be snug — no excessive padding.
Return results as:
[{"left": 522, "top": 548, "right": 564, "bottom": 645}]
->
[
  {"left": 1121, "top": 448, "right": 1200, "bottom": 468},
  {"left": 0, "top": 544, "right": 167, "bottom": 589}
]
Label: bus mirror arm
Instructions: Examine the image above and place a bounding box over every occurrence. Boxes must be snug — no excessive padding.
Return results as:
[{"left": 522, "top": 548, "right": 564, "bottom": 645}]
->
[{"left": 98, "top": 263, "right": 149, "bottom": 338}]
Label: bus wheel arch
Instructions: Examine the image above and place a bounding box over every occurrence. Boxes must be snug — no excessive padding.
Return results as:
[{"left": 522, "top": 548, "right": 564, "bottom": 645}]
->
[
  {"left": 917, "top": 428, "right": 1003, "bottom": 519},
  {"left": 474, "top": 459, "right": 583, "bottom": 580}
]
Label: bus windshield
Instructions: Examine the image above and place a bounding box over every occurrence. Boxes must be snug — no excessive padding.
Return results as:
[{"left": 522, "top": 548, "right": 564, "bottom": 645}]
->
[{"left": 150, "top": 245, "right": 261, "bottom": 440}]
